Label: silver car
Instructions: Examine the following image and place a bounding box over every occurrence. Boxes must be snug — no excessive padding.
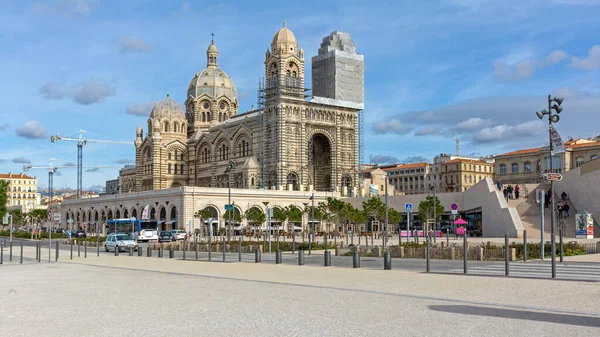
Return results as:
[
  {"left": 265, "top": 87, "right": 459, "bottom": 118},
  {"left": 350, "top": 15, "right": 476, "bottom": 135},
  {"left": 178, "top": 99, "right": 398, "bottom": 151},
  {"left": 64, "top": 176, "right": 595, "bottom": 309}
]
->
[{"left": 105, "top": 233, "right": 138, "bottom": 252}]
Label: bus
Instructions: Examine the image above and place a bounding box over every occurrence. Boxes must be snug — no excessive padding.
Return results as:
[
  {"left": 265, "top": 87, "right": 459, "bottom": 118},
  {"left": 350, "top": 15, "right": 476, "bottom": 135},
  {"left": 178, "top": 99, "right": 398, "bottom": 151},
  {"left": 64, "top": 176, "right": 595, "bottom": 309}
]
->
[{"left": 106, "top": 218, "right": 159, "bottom": 242}]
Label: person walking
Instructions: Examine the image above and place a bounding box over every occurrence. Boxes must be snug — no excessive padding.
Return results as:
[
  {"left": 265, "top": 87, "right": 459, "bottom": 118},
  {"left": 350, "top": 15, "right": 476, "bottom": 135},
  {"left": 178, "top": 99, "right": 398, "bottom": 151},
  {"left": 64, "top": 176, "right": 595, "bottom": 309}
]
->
[
  {"left": 563, "top": 203, "right": 570, "bottom": 218},
  {"left": 503, "top": 187, "right": 509, "bottom": 201},
  {"left": 497, "top": 180, "right": 503, "bottom": 191},
  {"left": 515, "top": 184, "right": 520, "bottom": 199},
  {"left": 557, "top": 201, "right": 564, "bottom": 219},
  {"left": 507, "top": 185, "right": 514, "bottom": 199}
]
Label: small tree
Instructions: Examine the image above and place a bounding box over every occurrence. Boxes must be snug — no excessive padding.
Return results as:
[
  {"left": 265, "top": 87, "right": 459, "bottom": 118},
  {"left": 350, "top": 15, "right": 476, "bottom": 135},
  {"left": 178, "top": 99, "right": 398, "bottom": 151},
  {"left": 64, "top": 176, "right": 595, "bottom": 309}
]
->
[
  {"left": 417, "top": 196, "right": 445, "bottom": 226},
  {"left": 287, "top": 205, "right": 303, "bottom": 234},
  {"left": 223, "top": 210, "right": 242, "bottom": 225},
  {"left": 0, "top": 180, "right": 8, "bottom": 221},
  {"left": 388, "top": 208, "right": 403, "bottom": 231},
  {"left": 245, "top": 207, "right": 266, "bottom": 227},
  {"left": 194, "top": 208, "right": 215, "bottom": 237}
]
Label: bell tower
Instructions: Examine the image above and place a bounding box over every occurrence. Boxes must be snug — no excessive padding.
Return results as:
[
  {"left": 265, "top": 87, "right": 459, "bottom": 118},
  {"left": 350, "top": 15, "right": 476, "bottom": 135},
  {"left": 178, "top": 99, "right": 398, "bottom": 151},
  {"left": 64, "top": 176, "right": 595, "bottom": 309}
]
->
[{"left": 264, "top": 20, "right": 305, "bottom": 100}]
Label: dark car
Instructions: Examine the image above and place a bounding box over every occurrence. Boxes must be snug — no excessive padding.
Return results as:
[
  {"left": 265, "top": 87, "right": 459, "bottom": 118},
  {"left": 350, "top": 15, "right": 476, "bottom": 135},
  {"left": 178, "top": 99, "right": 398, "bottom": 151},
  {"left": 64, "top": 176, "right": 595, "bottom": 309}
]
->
[
  {"left": 73, "top": 230, "right": 86, "bottom": 239},
  {"left": 158, "top": 231, "right": 175, "bottom": 243}
]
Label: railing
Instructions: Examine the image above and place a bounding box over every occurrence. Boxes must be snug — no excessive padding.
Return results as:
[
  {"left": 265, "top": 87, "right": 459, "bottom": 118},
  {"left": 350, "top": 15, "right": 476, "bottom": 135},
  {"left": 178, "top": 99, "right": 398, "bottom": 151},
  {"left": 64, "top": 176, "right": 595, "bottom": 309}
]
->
[{"left": 553, "top": 190, "right": 600, "bottom": 237}]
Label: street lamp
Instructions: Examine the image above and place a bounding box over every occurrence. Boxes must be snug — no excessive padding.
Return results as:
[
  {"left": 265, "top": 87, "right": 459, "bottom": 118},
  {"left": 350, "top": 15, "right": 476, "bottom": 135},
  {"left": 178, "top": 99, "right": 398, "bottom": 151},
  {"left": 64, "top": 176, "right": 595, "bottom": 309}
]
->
[
  {"left": 381, "top": 174, "right": 389, "bottom": 249},
  {"left": 535, "top": 94, "right": 564, "bottom": 279},
  {"left": 309, "top": 193, "right": 315, "bottom": 255},
  {"left": 225, "top": 159, "right": 236, "bottom": 244}
]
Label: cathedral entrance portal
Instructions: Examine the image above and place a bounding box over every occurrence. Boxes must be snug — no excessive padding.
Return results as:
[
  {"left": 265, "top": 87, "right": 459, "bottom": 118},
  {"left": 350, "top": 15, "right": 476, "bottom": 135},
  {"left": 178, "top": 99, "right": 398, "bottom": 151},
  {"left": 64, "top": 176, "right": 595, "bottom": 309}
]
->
[{"left": 310, "top": 133, "right": 332, "bottom": 191}]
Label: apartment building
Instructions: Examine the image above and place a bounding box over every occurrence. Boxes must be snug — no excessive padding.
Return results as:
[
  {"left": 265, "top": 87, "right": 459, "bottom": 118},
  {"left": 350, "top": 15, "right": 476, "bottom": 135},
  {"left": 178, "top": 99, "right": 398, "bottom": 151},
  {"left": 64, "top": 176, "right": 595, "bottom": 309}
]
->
[
  {"left": 440, "top": 158, "right": 495, "bottom": 192},
  {"left": 383, "top": 162, "right": 432, "bottom": 195},
  {"left": 0, "top": 173, "right": 41, "bottom": 211}
]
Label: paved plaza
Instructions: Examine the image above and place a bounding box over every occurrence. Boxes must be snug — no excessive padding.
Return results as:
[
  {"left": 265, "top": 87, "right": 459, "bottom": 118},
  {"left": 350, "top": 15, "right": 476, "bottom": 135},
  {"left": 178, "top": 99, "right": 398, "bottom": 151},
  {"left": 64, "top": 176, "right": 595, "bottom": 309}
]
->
[{"left": 1, "top": 245, "right": 600, "bottom": 336}]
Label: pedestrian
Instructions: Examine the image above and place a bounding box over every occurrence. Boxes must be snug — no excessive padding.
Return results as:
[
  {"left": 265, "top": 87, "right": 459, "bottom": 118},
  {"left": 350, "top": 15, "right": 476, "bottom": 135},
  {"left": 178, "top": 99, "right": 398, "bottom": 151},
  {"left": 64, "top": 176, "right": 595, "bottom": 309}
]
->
[
  {"left": 544, "top": 191, "right": 550, "bottom": 208},
  {"left": 497, "top": 180, "right": 503, "bottom": 191},
  {"left": 507, "top": 185, "right": 514, "bottom": 199},
  {"left": 503, "top": 187, "right": 509, "bottom": 201},
  {"left": 563, "top": 203, "right": 570, "bottom": 218},
  {"left": 515, "top": 184, "right": 520, "bottom": 199},
  {"left": 557, "top": 201, "right": 564, "bottom": 219}
]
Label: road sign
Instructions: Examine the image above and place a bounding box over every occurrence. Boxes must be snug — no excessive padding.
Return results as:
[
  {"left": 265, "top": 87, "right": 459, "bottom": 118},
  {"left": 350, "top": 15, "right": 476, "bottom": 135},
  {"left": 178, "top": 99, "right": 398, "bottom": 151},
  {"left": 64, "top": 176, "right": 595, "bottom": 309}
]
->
[
  {"left": 543, "top": 172, "right": 563, "bottom": 181},
  {"left": 224, "top": 204, "right": 234, "bottom": 211},
  {"left": 451, "top": 203, "right": 458, "bottom": 211},
  {"left": 452, "top": 210, "right": 458, "bottom": 215},
  {"left": 2, "top": 214, "right": 8, "bottom": 225},
  {"left": 48, "top": 210, "right": 53, "bottom": 221},
  {"left": 405, "top": 203, "right": 413, "bottom": 213}
]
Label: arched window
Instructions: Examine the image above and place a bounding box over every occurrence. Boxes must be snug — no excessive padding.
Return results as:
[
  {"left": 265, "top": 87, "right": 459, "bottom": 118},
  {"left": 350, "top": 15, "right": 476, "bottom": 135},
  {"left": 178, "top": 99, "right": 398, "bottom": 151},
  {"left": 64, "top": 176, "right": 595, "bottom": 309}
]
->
[
  {"left": 524, "top": 162, "right": 531, "bottom": 172},
  {"left": 499, "top": 164, "right": 506, "bottom": 174},
  {"left": 180, "top": 164, "right": 184, "bottom": 175},
  {"left": 164, "top": 122, "right": 169, "bottom": 132},
  {"left": 168, "top": 163, "right": 171, "bottom": 174},
  {"left": 174, "top": 123, "right": 178, "bottom": 133},
  {"left": 511, "top": 163, "right": 519, "bottom": 173},
  {"left": 202, "top": 112, "right": 206, "bottom": 122},
  {"left": 168, "top": 153, "right": 172, "bottom": 160},
  {"left": 180, "top": 153, "right": 184, "bottom": 161}
]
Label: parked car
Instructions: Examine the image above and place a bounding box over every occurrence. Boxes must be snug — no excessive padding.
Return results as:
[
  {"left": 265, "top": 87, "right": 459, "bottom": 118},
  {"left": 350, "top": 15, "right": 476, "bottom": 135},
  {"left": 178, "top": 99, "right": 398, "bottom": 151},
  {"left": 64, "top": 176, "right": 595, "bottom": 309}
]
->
[
  {"left": 158, "top": 231, "right": 176, "bottom": 242},
  {"left": 73, "top": 230, "right": 86, "bottom": 239},
  {"left": 170, "top": 230, "right": 188, "bottom": 241},
  {"left": 105, "top": 233, "right": 138, "bottom": 252}
]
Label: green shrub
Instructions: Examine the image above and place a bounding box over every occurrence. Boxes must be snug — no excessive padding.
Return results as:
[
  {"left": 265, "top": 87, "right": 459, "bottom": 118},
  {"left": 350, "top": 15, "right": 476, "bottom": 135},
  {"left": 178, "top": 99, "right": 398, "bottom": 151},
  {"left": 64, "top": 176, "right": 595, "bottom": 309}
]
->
[{"left": 510, "top": 242, "right": 587, "bottom": 259}]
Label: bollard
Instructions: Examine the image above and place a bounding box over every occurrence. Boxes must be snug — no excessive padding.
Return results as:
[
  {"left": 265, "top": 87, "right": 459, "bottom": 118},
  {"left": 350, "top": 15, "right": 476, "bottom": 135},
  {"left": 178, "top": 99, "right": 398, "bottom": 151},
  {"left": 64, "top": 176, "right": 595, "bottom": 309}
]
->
[
  {"left": 276, "top": 250, "right": 282, "bottom": 264},
  {"left": 352, "top": 249, "right": 360, "bottom": 268},
  {"left": 115, "top": 246, "right": 119, "bottom": 256},
  {"left": 463, "top": 233, "right": 468, "bottom": 274},
  {"left": 20, "top": 242, "right": 23, "bottom": 264},
  {"left": 84, "top": 241, "right": 87, "bottom": 258},
  {"left": 183, "top": 241, "right": 186, "bottom": 260},
  {"left": 384, "top": 251, "right": 391, "bottom": 270},
  {"left": 523, "top": 230, "right": 527, "bottom": 262},
  {"left": 35, "top": 242, "right": 38, "bottom": 261},
  {"left": 78, "top": 240, "right": 81, "bottom": 257},
  {"left": 147, "top": 246, "right": 152, "bottom": 257},
  {"left": 222, "top": 240, "right": 226, "bottom": 262},
  {"left": 292, "top": 233, "right": 295, "bottom": 254},
  {"left": 169, "top": 246, "right": 174, "bottom": 259},
  {"left": 426, "top": 238, "right": 430, "bottom": 273},
  {"left": 0, "top": 242, "right": 3, "bottom": 264},
  {"left": 298, "top": 250, "right": 305, "bottom": 265},
  {"left": 129, "top": 247, "right": 133, "bottom": 256},
  {"left": 324, "top": 250, "right": 331, "bottom": 267},
  {"left": 505, "top": 234, "right": 509, "bottom": 276},
  {"left": 238, "top": 238, "right": 242, "bottom": 262},
  {"left": 55, "top": 241, "right": 59, "bottom": 261},
  {"left": 70, "top": 240, "right": 73, "bottom": 260},
  {"left": 195, "top": 237, "right": 199, "bottom": 261},
  {"left": 159, "top": 246, "right": 163, "bottom": 258},
  {"left": 255, "top": 248, "right": 261, "bottom": 263},
  {"left": 559, "top": 229, "right": 564, "bottom": 263},
  {"left": 138, "top": 246, "right": 143, "bottom": 256}
]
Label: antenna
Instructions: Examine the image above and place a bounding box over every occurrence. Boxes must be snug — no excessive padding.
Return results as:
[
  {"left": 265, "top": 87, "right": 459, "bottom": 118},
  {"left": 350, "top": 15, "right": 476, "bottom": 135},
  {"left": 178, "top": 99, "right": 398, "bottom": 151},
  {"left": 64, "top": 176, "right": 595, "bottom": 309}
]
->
[{"left": 456, "top": 138, "right": 461, "bottom": 156}]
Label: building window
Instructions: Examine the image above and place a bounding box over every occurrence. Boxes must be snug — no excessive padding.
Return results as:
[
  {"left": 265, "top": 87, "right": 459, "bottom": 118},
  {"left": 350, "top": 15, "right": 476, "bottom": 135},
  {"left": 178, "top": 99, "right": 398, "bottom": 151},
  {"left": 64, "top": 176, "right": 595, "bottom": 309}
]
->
[
  {"left": 511, "top": 163, "right": 519, "bottom": 173},
  {"left": 180, "top": 153, "right": 184, "bottom": 161},
  {"left": 499, "top": 164, "right": 506, "bottom": 174},
  {"left": 576, "top": 157, "right": 584, "bottom": 167},
  {"left": 524, "top": 162, "right": 531, "bottom": 172},
  {"left": 168, "top": 164, "right": 171, "bottom": 174},
  {"left": 168, "top": 153, "right": 172, "bottom": 160},
  {"left": 180, "top": 164, "right": 184, "bottom": 175},
  {"left": 545, "top": 156, "right": 563, "bottom": 172}
]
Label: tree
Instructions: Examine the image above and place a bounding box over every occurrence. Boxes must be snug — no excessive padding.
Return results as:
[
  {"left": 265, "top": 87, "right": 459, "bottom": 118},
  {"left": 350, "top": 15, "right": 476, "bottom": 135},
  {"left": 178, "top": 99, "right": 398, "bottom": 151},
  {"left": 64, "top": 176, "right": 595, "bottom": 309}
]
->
[
  {"left": 271, "top": 207, "right": 288, "bottom": 234},
  {"left": 194, "top": 208, "right": 213, "bottom": 221},
  {"left": 29, "top": 209, "right": 48, "bottom": 225},
  {"left": 0, "top": 180, "right": 8, "bottom": 221},
  {"left": 245, "top": 207, "right": 266, "bottom": 226},
  {"left": 9, "top": 209, "right": 26, "bottom": 226},
  {"left": 362, "top": 197, "right": 386, "bottom": 222},
  {"left": 223, "top": 209, "right": 242, "bottom": 225},
  {"left": 417, "top": 196, "right": 445, "bottom": 224},
  {"left": 388, "top": 208, "right": 403, "bottom": 230},
  {"left": 287, "top": 205, "right": 303, "bottom": 233}
]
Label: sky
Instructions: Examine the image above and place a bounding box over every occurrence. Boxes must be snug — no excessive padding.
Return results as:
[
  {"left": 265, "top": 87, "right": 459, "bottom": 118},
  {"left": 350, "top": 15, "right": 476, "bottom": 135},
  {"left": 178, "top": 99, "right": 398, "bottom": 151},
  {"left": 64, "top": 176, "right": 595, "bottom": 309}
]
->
[{"left": 1, "top": 0, "right": 599, "bottom": 190}]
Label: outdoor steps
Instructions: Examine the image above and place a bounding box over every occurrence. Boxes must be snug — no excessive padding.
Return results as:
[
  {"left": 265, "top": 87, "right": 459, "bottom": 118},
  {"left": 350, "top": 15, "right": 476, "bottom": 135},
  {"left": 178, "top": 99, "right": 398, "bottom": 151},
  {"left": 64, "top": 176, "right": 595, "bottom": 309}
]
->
[{"left": 514, "top": 187, "right": 577, "bottom": 239}]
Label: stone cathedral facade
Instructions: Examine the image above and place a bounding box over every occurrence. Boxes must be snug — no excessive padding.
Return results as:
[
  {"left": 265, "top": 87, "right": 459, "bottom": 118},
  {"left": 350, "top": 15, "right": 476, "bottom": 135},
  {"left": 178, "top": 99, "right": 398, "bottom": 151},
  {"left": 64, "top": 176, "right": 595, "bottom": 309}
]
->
[{"left": 133, "top": 22, "right": 364, "bottom": 197}]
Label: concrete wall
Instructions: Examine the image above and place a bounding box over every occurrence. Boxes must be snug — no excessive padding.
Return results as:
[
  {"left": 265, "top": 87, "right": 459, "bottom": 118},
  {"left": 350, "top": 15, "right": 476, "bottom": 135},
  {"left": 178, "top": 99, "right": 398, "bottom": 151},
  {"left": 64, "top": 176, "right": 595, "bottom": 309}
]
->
[{"left": 344, "top": 178, "right": 523, "bottom": 237}]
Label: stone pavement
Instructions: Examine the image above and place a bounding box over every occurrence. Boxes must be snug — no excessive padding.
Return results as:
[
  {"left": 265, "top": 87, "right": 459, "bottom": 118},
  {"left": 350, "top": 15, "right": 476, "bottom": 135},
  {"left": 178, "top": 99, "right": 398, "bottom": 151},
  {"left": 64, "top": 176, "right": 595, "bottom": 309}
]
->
[{"left": 1, "top": 246, "right": 599, "bottom": 336}]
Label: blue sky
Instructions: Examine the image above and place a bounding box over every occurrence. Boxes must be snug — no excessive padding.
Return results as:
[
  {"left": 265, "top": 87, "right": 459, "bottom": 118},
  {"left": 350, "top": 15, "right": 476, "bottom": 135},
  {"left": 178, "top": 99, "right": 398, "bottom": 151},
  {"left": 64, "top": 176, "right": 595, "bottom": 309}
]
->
[{"left": 1, "top": 0, "right": 599, "bottom": 190}]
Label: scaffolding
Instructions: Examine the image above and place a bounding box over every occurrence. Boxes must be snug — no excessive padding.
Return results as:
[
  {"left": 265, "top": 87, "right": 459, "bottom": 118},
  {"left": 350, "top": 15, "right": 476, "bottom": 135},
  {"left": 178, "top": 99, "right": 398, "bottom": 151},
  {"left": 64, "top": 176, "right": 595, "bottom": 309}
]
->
[
  {"left": 257, "top": 78, "right": 266, "bottom": 189},
  {"left": 358, "top": 109, "right": 365, "bottom": 196}
]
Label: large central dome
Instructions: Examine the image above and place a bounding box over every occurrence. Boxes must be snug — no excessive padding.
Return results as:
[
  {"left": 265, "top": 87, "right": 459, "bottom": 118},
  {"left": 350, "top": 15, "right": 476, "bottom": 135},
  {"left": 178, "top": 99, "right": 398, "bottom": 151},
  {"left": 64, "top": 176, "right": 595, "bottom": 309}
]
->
[{"left": 187, "top": 40, "right": 237, "bottom": 102}]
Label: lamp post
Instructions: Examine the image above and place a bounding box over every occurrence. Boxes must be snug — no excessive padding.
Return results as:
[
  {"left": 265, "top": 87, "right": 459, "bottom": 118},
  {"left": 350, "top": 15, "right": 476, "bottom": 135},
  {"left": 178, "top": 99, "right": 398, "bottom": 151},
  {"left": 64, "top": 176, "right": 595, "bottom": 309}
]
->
[
  {"left": 382, "top": 175, "right": 389, "bottom": 249},
  {"left": 225, "top": 160, "right": 236, "bottom": 244},
  {"left": 536, "top": 95, "right": 564, "bottom": 279}
]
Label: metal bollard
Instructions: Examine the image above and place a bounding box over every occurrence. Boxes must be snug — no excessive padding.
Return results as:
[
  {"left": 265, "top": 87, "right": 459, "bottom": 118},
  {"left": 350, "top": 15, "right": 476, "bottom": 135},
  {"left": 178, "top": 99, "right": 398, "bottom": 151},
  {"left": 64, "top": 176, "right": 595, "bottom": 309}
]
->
[
  {"left": 35, "top": 242, "right": 38, "bottom": 261},
  {"left": 352, "top": 249, "right": 360, "bottom": 268},
  {"left": 195, "top": 237, "right": 199, "bottom": 261},
  {"left": 463, "top": 233, "right": 468, "bottom": 274},
  {"left": 222, "top": 240, "right": 226, "bottom": 262},
  {"left": 505, "top": 234, "right": 510, "bottom": 276},
  {"left": 78, "top": 240, "right": 81, "bottom": 257},
  {"left": 292, "top": 233, "right": 295, "bottom": 254},
  {"left": 384, "top": 251, "right": 391, "bottom": 270},
  {"left": 324, "top": 250, "right": 331, "bottom": 267},
  {"left": 276, "top": 250, "right": 282, "bottom": 264},
  {"left": 523, "top": 230, "right": 527, "bottom": 262},
  {"left": 70, "top": 240, "right": 73, "bottom": 260},
  {"left": 298, "top": 250, "right": 305, "bottom": 265},
  {"left": 238, "top": 238, "right": 242, "bottom": 262},
  {"left": 158, "top": 246, "right": 163, "bottom": 258},
  {"left": 169, "top": 246, "right": 174, "bottom": 258},
  {"left": 129, "top": 247, "right": 134, "bottom": 256},
  {"left": 255, "top": 248, "right": 261, "bottom": 263},
  {"left": 147, "top": 246, "right": 152, "bottom": 257},
  {"left": 426, "top": 238, "right": 430, "bottom": 273},
  {"left": 115, "top": 246, "right": 119, "bottom": 256},
  {"left": 38, "top": 242, "right": 41, "bottom": 262},
  {"left": 20, "top": 242, "right": 23, "bottom": 264},
  {"left": 183, "top": 241, "right": 186, "bottom": 260},
  {"left": 559, "top": 229, "right": 564, "bottom": 263},
  {"left": 84, "top": 241, "right": 87, "bottom": 258},
  {"left": 0, "top": 242, "right": 3, "bottom": 264},
  {"left": 138, "top": 246, "right": 143, "bottom": 256},
  {"left": 55, "top": 241, "right": 59, "bottom": 261}
]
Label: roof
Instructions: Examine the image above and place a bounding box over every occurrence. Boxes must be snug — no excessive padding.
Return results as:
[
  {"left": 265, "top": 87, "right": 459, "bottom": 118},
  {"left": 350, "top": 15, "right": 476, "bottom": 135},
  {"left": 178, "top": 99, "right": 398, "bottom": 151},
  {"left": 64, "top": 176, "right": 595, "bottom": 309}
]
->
[
  {"left": 0, "top": 173, "right": 35, "bottom": 179},
  {"left": 568, "top": 141, "right": 600, "bottom": 149},
  {"left": 383, "top": 162, "right": 429, "bottom": 171},
  {"left": 150, "top": 94, "right": 185, "bottom": 119},
  {"left": 495, "top": 147, "right": 541, "bottom": 157},
  {"left": 443, "top": 158, "right": 489, "bottom": 165}
]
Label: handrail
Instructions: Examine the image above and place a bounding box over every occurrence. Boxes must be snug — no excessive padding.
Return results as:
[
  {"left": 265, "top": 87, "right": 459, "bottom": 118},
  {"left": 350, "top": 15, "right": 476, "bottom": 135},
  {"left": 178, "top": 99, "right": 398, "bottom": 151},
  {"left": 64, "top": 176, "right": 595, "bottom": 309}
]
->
[{"left": 553, "top": 190, "right": 600, "bottom": 235}]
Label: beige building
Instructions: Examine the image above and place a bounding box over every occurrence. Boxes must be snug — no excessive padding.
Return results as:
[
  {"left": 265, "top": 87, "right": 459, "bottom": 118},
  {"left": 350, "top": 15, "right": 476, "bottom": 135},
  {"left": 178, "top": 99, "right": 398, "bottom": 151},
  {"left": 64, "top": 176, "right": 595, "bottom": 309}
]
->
[
  {"left": 383, "top": 162, "right": 431, "bottom": 195},
  {"left": 119, "top": 165, "right": 136, "bottom": 193},
  {"left": 0, "top": 173, "right": 41, "bottom": 211},
  {"left": 359, "top": 167, "right": 395, "bottom": 196},
  {"left": 493, "top": 139, "right": 600, "bottom": 184},
  {"left": 134, "top": 24, "right": 363, "bottom": 198},
  {"left": 440, "top": 158, "right": 495, "bottom": 192}
]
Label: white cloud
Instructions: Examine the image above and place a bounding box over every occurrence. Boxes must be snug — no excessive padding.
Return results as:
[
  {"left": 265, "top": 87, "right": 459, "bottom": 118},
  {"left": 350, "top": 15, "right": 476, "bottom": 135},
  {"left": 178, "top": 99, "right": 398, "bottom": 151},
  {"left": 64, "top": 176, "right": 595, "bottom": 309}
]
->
[
  {"left": 414, "top": 126, "right": 440, "bottom": 136},
  {"left": 473, "top": 121, "right": 544, "bottom": 143},
  {"left": 62, "top": 162, "right": 76, "bottom": 167},
  {"left": 113, "top": 158, "right": 132, "bottom": 165},
  {"left": 126, "top": 101, "right": 156, "bottom": 116},
  {"left": 86, "top": 167, "right": 101, "bottom": 172},
  {"left": 15, "top": 121, "right": 47, "bottom": 139},
  {"left": 12, "top": 157, "right": 32, "bottom": 164},
  {"left": 403, "top": 156, "right": 430, "bottom": 163},
  {"left": 493, "top": 49, "right": 569, "bottom": 81},
  {"left": 370, "top": 155, "right": 399, "bottom": 164},
  {"left": 571, "top": 45, "right": 600, "bottom": 70},
  {"left": 372, "top": 119, "right": 412, "bottom": 135},
  {"left": 39, "top": 80, "right": 116, "bottom": 105},
  {"left": 31, "top": 0, "right": 97, "bottom": 17},
  {"left": 120, "top": 36, "right": 152, "bottom": 53},
  {"left": 456, "top": 117, "right": 493, "bottom": 130}
]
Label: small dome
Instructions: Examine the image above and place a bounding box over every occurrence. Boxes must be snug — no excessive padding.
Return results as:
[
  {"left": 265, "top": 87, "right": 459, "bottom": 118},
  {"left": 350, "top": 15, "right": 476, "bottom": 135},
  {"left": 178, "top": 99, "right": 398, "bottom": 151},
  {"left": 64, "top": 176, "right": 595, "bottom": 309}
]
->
[
  {"left": 150, "top": 95, "right": 184, "bottom": 119},
  {"left": 187, "top": 68, "right": 237, "bottom": 101},
  {"left": 207, "top": 42, "right": 218, "bottom": 54},
  {"left": 271, "top": 20, "right": 297, "bottom": 52}
]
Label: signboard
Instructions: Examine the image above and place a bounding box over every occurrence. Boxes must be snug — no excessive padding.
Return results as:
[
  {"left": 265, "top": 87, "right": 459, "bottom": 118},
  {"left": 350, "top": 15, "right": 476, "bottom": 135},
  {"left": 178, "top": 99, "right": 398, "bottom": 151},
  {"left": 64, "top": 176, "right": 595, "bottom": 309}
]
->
[
  {"left": 535, "top": 189, "right": 545, "bottom": 204},
  {"left": 549, "top": 124, "right": 565, "bottom": 154},
  {"left": 53, "top": 212, "right": 61, "bottom": 221},
  {"left": 141, "top": 204, "right": 149, "bottom": 220},
  {"left": 368, "top": 184, "right": 378, "bottom": 196},
  {"left": 452, "top": 210, "right": 458, "bottom": 215},
  {"left": 451, "top": 203, "right": 458, "bottom": 211},
  {"left": 543, "top": 173, "right": 563, "bottom": 181},
  {"left": 48, "top": 210, "right": 53, "bottom": 221},
  {"left": 225, "top": 204, "right": 234, "bottom": 211},
  {"left": 405, "top": 203, "right": 413, "bottom": 213},
  {"left": 575, "top": 212, "right": 594, "bottom": 239},
  {"left": 2, "top": 214, "right": 8, "bottom": 225}
]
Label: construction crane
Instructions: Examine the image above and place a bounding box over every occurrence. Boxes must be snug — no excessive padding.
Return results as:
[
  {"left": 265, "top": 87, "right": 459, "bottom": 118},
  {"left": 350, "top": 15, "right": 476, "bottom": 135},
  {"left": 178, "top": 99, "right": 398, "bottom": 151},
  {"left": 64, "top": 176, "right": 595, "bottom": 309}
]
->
[
  {"left": 23, "top": 158, "right": 116, "bottom": 205},
  {"left": 50, "top": 130, "right": 133, "bottom": 198}
]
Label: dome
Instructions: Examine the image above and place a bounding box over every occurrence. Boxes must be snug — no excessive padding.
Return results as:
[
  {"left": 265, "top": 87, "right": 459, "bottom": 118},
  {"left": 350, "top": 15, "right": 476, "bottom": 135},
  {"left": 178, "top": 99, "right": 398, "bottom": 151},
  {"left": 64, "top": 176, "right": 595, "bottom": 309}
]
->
[
  {"left": 150, "top": 94, "right": 184, "bottom": 119},
  {"left": 271, "top": 20, "right": 297, "bottom": 52},
  {"left": 187, "top": 67, "right": 237, "bottom": 101},
  {"left": 207, "top": 42, "right": 218, "bottom": 53}
]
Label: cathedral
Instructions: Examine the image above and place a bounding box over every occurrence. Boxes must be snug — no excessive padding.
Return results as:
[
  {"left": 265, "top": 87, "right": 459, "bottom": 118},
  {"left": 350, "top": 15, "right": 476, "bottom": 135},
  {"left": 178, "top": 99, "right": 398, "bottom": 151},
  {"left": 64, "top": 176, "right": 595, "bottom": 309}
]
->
[{"left": 133, "top": 22, "right": 364, "bottom": 197}]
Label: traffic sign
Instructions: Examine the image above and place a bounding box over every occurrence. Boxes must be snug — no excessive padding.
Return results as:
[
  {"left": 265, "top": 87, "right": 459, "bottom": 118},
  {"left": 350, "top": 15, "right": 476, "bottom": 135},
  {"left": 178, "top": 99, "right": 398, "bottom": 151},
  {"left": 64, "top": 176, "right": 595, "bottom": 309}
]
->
[
  {"left": 452, "top": 210, "right": 458, "bottom": 215},
  {"left": 543, "top": 173, "right": 563, "bottom": 181},
  {"left": 405, "top": 203, "right": 413, "bottom": 213},
  {"left": 451, "top": 203, "right": 458, "bottom": 211},
  {"left": 224, "top": 204, "right": 234, "bottom": 211}
]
